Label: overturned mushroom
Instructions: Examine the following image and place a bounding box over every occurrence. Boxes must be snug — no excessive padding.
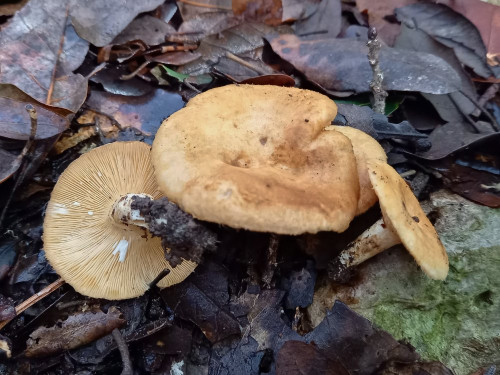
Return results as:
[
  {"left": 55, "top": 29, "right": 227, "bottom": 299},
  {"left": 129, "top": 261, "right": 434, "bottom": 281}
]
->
[
  {"left": 43, "top": 142, "right": 199, "bottom": 299},
  {"left": 152, "top": 84, "right": 360, "bottom": 235},
  {"left": 327, "top": 125, "right": 387, "bottom": 215},
  {"left": 329, "top": 160, "right": 449, "bottom": 281}
]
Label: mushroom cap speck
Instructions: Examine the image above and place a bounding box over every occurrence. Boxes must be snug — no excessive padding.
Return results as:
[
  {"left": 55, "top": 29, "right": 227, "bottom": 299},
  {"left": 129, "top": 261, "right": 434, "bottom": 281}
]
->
[
  {"left": 43, "top": 142, "right": 197, "bottom": 300},
  {"left": 367, "top": 160, "right": 449, "bottom": 280},
  {"left": 329, "top": 126, "right": 387, "bottom": 215},
  {"left": 152, "top": 85, "right": 360, "bottom": 235}
]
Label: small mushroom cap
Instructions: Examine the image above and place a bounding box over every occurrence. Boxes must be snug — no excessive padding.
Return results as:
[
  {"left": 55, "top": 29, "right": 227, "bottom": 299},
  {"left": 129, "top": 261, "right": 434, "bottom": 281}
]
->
[
  {"left": 367, "top": 160, "right": 449, "bottom": 280},
  {"left": 328, "top": 126, "right": 387, "bottom": 215},
  {"left": 152, "top": 85, "right": 360, "bottom": 234},
  {"left": 43, "top": 142, "right": 197, "bottom": 300}
]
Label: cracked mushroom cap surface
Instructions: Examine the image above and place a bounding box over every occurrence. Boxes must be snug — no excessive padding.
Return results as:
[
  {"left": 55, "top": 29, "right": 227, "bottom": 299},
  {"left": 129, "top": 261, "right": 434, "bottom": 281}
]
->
[
  {"left": 328, "top": 126, "right": 387, "bottom": 215},
  {"left": 152, "top": 84, "right": 360, "bottom": 235},
  {"left": 367, "top": 160, "right": 449, "bottom": 280},
  {"left": 43, "top": 142, "right": 197, "bottom": 300}
]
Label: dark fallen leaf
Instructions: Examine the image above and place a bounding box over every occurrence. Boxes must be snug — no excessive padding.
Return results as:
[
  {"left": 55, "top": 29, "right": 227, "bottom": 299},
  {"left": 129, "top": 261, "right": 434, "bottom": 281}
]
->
[
  {"left": 377, "top": 360, "right": 455, "bottom": 375},
  {"left": 281, "top": 0, "right": 317, "bottom": 23},
  {"left": 395, "top": 24, "right": 476, "bottom": 123},
  {"left": 177, "top": 0, "right": 232, "bottom": 23},
  {"left": 371, "top": 113, "right": 427, "bottom": 140},
  {"left": 240, "top": 74, "right": 295, "bottom": 86},
  {"left": 294, "top": 0, "right": 341, "bottom": 39},
  {"left": 438, "top": 0, "right": 500, "bottom": 61},
  {"left": 12, "top": 251, "right": 51, "bottom": 285},
  {"left": 174, "top": 12, "right": 241, "bottom": 43},
  {"left": 0, "top": 333, "right": 12, "bottom": 358},
  {"left": 0, "top": 234, "right": 18, "bottom": 281},
  {"left": 233, "top": 0, "right": 283, "bottom": 26},
  {"left": 0, "top": 294, "right": 15, "bottom": 321},
  {"left": 268, "top": 34, "right": 461, "bottom": 95},
  {"left": 0, "top": 146, "right": 22, "bottom": 184},
  {"left": 69, "top": 0, "right": 165, "bottom": 47},
  {"left": 335, "top": 103, "right": 378, "bottom": 138},
  {"left": 417, "top": 122, "right": 498, "bottom": 160},
  {"left": 0, "top": 0, "right": 88, "bottom": 113},
  {"left": 0, "top": 97, "right": 68, "bottom": 140},
  {"left": 441, "top": 164, "right": 500, "bottom": 208},
  {"left": 356, "top": 0, "right": 415, "bottom": 46},
  {"left": 179, "top": 22, "right": 277, "bottom": 75},
  {"left": 161, "top": 262, "right": 241, "bottom": 343},
  {"left": 146, "top": 51, "right": 203, "bottom": 66},
  {"left": 25, "top": 307, "right": 125, "bottom": 358},
  {"left": 90, "top": 64, "right": 154, "bottom": 96},
  {"left": 276, "top": 341, "right": 349, "bottom": 375},
  {"left": 395, "top": 3, "right": 493, "bottom": 78},
  {"left": 282, "top": 260, "right": 317, "bottom": 309},
  {"left": 142, "top": 325, "right": 193, "bottom": 356},
  {"left": 112, "top": 15, "right": 176, "bottom": 46},
  {"left": 304, "top": 301, "right": 419, "bottom": 375},
  {"left": 84, "top": 88, "right": 184, "bottom": 136}
]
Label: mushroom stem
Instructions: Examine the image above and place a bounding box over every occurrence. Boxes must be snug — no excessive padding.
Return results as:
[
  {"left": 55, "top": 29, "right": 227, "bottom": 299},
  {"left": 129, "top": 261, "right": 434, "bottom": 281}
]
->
[
  {"left": 112, "top": 193, "right": 152, "bottom": 228},
  {"left": 328, "top": 218, "right": 400, "bottom": 282}
]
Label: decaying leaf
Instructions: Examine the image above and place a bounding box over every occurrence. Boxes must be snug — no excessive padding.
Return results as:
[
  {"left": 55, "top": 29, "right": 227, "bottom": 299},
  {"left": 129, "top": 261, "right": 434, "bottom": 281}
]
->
[
  {"left": 111, "top": 15, "right": 176, "bottom": 46},
  {"left": 281, "top": 0, "right": 318, "bottom": 23},
  {"left": 84, "top": 88, "right": 184, "bottom": 136},
  {"left": 0, "top": 0, "right": 89, "bottom": 113},
  {"left": 395, "top": 3, "right": 493, "bottom": 78},
  {"left": 294, "top": 0, "right": 341, "bottom": 39},
  {"left": 53, "top": 127, "right": 97, "bottom": 154},
  {"left": 0, "top": 294, "right": 16, "bottom": 321},
  {"left": 268, "top": 34, "right": 461, "bottom": 95},
  {"left": 25, "top": 307, "right": 125, "bottom": 358},
  {"left": 233, "top": 0, "right": 283, "bottom": 26},
  {"left": 177, "top": 0, "right": 232, "bottom": 23},
  {"left": 69, "top": 0, "right": 165, "bottom": 47}
]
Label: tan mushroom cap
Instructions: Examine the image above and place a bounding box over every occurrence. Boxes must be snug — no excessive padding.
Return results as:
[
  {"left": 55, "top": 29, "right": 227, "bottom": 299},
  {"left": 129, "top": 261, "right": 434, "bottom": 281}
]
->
[
  {"left": 152, "top": 84, "right": 360, "bottom": 235},
  {"left": 43, "top": 142, "right": 197, "bottom": 300},
  {"left": 328, "top": 126, "right": 387, "bottom": 215},
  {"left": 367, "top": 160, "right": 449, "bottom": 280}
]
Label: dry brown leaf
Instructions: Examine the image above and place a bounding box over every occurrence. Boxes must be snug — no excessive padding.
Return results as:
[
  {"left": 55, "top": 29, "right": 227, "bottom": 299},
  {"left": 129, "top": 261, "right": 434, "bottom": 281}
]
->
[{"left": 25, "top": 307, "right": 125, "bottom": 358}]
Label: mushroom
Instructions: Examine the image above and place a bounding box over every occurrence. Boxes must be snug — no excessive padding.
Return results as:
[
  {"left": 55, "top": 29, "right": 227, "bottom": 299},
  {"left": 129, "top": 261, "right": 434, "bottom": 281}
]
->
[
  {"left": 329, "top": 159, "right": 449, "bottom": 281},
  {"left": 152, "top": 84, "right": 360, "bottom": 235},
  {"left": 327, "top": 125, "right": 387, "bottom": 215},
  {"left": 43, "top": 141, "right": 197, "bottom": 299}
]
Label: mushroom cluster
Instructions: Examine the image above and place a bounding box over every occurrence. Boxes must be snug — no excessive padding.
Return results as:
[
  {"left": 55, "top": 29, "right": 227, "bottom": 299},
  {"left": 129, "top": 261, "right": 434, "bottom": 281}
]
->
[{"left": 43, "top": 84, "right": 449, "bottom": 301}]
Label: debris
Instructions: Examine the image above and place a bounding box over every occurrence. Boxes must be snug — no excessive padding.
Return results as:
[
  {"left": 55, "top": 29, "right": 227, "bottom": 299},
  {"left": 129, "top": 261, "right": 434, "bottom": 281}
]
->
[{"left": 367, "top": 27, "right": 388, "bottom": 114}]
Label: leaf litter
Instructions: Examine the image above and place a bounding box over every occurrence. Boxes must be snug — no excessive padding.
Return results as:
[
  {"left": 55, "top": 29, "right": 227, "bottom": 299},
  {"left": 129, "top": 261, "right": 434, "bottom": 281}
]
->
[{"left": 0, "top": 0, "right": 498, "bottom": 373}]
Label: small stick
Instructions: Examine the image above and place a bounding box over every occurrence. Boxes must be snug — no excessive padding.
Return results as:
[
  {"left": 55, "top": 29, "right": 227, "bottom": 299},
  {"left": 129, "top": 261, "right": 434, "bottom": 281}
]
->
[
  {"left": 120, "top": 61, "right": 150, "bottom": 80},
  {"left": 149, "top": 268, "right": 171, "bottom": 289},
  {"left": 0, "top": 278, "right": 65, "bottom": 330},
  {"left": 262, "top": 234, "right": 279, "bottom": 289},
  {"left": 112, "top": 328, "right": 133, "bottom": 375},
  {"left": 226, "top": 52, "right": 269, "bottom": 75},
  {"left": 367, "top": 27, "right": 388, "bottom": 114},
  {"left": 0, "top": 105, "right": 38, "bottom": 230}
]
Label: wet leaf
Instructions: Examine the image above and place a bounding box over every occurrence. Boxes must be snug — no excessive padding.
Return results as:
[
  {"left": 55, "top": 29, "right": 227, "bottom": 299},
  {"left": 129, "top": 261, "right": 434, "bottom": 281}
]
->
[
  {"left": 395, "top": 3, "right": 493, "bottom": 78},
  {"left": 233, "top": 0, "right": 283, "bottom": 26},
  {"left": 0, "top": 294, "right": 16, "bottom": 321},
  {"left": 112, "top": 15, "right": 176, "bottom": 46},
  {"left": 417, "top": 122, "right": 498, "bottom": 160},
  {"left": 84, "top": 88, "right": 184, "bottom": 136},
  {"left": 294, "top": 0, "right": 341, "bottom": 39},
  {"left": 0, "top": 98, "right": 69, "bottom": 141},
  {"left": 25, "top": 307, "right": 125, "bottom": 358},
  {"left": 179, "top": 22, "right": 276, "bottom": 75},
  {"left": 303, "top": 301, "right": 419, "bottom": 375},
  {"left": 268, "top": 34, "right": 461, "bottom": 95},
  {"left": 276, "top": 341, "right": 348, "bottom": 375},
  {"left": 69, "top": 0, "right": 165, "bottom": 47},
  {"left": 438, "top": 0, "right": 500, "bottom": 61},
  {"left": 90, "top": 64, "right": 154, "bottom": 96},
  {"left": 161, "top": 262, "right": 240, "bottom": 343},
  {"left": 356, "top": 0, "right": 415, "bottom": 46},
  {"left": 0, "top": 0, "right": 89, "bottom": 113}
]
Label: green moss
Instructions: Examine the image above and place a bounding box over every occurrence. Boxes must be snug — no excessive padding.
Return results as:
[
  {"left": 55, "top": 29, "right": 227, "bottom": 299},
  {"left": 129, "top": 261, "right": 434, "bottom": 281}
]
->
[{"left": 368, "top": 247, "right": 500, "bottom": 374}]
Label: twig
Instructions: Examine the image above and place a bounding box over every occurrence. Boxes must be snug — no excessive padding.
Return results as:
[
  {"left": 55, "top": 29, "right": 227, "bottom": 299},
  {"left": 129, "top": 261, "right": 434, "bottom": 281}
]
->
[
  {"left": 0, "top": 278, "right": 65, "bottom": 330},
  {"left": 0, "top": 105, "right": 38, "bottom": 230},
  {"left": 120, "top": 61, "right": 150, "bottom": 80},
  {"left": 262, "top": 234, "right": 279, "bottom": 289},
  {"left": 149, "top": 268, "right": 171, "bottom": 289},
  {"left": 459, "top": 88, "right": 499, "bottom": 132},
  {"left": 367, "top": 27, "right": 388, "bottom": 114},
  {"left": 112, "top": 328, "right": 133, "bottom": 375},
  {"left": 85, "top": 62, "right": 107, "bottom": 80},
  {"left": 479, "top": 84, "right": 499, "bottom": 107},
  {"left": 225, "top": 52, "right": 269, "bottom": 75}
]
